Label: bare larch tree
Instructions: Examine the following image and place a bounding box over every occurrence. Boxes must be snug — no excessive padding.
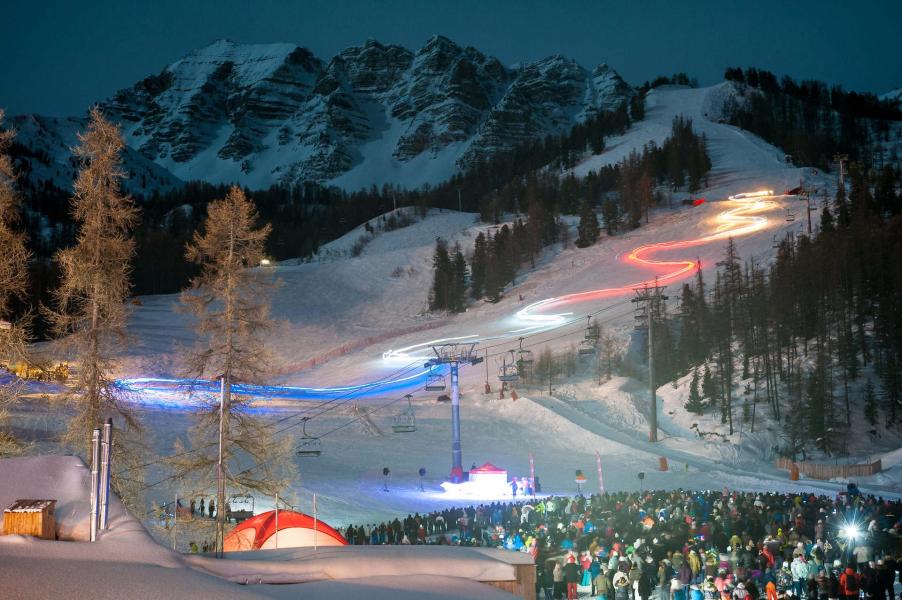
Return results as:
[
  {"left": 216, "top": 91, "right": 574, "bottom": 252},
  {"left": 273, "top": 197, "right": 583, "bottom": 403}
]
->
[
  {"left": 0, "top": 111, "right": 31, "bottom": 456},
  {"left": 174, "top": 185, "right": 293, "bottom": 554},
  {"left": 45, "top": 108, "right": 144, "bottom": 492}
]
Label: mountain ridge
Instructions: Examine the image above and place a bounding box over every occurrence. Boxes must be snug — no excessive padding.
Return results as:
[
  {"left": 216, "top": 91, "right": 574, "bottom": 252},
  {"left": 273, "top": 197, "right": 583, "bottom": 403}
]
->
[{"left": 11, "top": 35, "right": 633, "bottom": 194}]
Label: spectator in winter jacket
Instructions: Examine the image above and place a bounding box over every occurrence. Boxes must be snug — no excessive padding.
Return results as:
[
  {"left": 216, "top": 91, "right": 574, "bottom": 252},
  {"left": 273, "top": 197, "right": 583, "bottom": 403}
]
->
[
  {"left": 553, "top": 561, "right": 564, "bottom": 599},
  {"left": 689, "top": 584, "right": 704, "bottom": 600},
  {"left": 637, "top": 570, "right": 653, "bottom": 600},
  {"left": 672, "top": 578, "right": 687, "bottom": 600},
  {"left": 839, "top": 567, "right": 860, "bottom": 600},
  {"left": 540, "top": 561, "right": 555, "bottom": 600},
  {"left": 614, "top": 569, "right": 633, "bottom": 600},
  {"left": 596, "top": 567, "right": 613, "bottom": 600},
  {"left": 791, "top": 556, "right": 811, "bottom": 598},
  {"left": 680, "top": 562, "right": 695, "bottom": 586},
  {"left": 703, "top": 576, "right": 720, "bottom": 600},
  {"left": 564, "top": 556, "right": 581, "bottom": 600},
  {"left": 874, "top": 559, "right": 893, "bottom": 600}
]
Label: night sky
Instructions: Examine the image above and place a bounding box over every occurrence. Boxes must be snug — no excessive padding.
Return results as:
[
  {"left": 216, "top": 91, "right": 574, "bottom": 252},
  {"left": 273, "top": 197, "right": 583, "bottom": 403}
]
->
[{"left": 2, "top": 0, "right": 900, "bottom": 116}]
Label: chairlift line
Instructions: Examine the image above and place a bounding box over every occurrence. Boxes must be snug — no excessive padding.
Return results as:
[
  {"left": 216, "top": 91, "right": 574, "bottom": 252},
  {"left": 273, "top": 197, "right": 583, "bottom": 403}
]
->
[
  {"left": 498, "top": 350, "right": 520, "bottom": 383},
  {"left": 391, "top": 394, "right": 417, "bottom": 433},
  {"left": 296, "top": 417, "right": 322, "bottom": 458}
]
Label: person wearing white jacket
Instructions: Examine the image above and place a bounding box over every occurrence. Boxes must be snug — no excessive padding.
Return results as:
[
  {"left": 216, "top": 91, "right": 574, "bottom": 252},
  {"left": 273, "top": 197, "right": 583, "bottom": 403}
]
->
[{"left": 791, "top": 555, "right": 810, "bottom": 598}]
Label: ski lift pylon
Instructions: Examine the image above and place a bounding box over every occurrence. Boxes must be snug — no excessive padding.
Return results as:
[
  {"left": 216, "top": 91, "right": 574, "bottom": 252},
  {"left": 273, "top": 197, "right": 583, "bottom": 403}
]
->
[
  {"left": 296, "top": 417, "right": 322, "bottom": 458},
  {"left": 392, "top": 394, "right": 417, "bottom": 433}
]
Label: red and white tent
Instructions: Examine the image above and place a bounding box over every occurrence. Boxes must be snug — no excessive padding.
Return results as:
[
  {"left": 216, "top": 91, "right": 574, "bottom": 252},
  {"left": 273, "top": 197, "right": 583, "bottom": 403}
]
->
[{"left": 223, "top": 510, "right": 347, "bottom": 552}]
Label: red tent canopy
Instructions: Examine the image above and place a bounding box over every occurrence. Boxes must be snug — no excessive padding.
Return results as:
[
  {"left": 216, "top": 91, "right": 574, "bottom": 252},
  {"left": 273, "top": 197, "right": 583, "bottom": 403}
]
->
[
  {"left": 469, "top": 462, "right": 506, "bottom": 473},
  {"left": 223, "top": 509, "right": 347, "bottom": 552}
]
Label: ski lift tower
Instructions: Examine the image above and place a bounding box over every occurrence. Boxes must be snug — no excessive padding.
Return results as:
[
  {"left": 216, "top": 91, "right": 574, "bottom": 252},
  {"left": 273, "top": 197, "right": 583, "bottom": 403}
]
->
[{"left": 426, "top": 342, "right": 482, "bottom": 483}]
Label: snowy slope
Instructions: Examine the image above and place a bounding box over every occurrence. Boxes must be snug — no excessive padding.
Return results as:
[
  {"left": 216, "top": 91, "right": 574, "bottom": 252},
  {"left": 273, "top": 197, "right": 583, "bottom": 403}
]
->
[
  {"left": 573, "top": 82, "right": 800, "bottom": 192},
  {"left": 9, "top": 114, "right": 183, "bottom": 195},
  {"left": 880, "top": 88, "right": 902, "bottom": 104},
  {"left": 30, "top": 80, "right": 901, "bottom": 542}
]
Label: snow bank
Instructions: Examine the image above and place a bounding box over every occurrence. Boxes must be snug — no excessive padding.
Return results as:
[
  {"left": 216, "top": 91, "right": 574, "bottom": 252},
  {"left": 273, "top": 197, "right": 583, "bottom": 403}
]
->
[
  {"left": 186, "top": 544, "right": 530, "bottom": 584},
  {"left": 0, "top": 456, "right": 520, "bottom": 599}
]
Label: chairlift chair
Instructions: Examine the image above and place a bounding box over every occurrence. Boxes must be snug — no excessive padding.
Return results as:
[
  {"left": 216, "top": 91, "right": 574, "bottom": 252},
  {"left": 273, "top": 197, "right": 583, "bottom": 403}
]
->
[
  {"left": 227, "top": 493, "right": 255, "bottom": 523},
  {"left": 392, "top": 394, "right": 417, "bottom": 433},
  {"left": 498, "top": 351, "right": 520, "bottom": 383},
  {"left": 296, "top": 417, "right": 322, "bottom": 458},
  {"left": 516, "top": 337, "right": 533, "bottom": 366},
  {"left": 424, "top": 373, "right": 446, "bottom": 392},
  {"left": 578, "top": 339, "right": 597, "bottom": 356}
]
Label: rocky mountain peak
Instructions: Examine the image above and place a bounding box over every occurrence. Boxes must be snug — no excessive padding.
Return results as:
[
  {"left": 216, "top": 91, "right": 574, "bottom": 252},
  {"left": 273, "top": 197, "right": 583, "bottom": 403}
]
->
[{"left": 14, "top": 36, "right": 633, "bottom": 193}]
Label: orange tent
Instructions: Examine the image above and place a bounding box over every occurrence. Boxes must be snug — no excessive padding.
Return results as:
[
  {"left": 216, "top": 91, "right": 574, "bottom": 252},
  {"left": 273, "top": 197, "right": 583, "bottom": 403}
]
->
[{"left": 223, "top": 509, "right": 347, "bottom": 552}]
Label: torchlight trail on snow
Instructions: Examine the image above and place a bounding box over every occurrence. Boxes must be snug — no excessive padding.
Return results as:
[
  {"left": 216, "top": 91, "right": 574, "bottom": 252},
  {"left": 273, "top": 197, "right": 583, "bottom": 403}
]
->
[{"left": 118, "top": 191, "right": 784, "bottom": 405}]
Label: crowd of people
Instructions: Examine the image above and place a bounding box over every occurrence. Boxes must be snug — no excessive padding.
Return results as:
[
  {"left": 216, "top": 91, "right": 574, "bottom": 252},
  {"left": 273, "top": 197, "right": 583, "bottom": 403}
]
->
[{"left": 342, "top": 486, "right": 902, "bottom": 600}]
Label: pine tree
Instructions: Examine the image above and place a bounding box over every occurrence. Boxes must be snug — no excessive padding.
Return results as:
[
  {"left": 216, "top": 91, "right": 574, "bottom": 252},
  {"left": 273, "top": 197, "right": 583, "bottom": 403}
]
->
[
  {"left": 45, "top": 109, "right": 144, "bottom": 490},
  {"left": 864, "top": 378, "right": 878, "bottom": 427},
  {"left": 0, "top": 111, "right": 30, "bottom": 457},
  {"left": 629, "top": 93, "right": 646, "bottom": 121},
  {"left": 450, "top": 243, "right": 468, "bottom": 312},
  {"left": 175, "top": 185, "right": 295, "bottom": 554},
  {"left": 429, "top": 239, "right": 452, "bottom": 311},
  {"left": 701, "top": 363, "right": 717, "bottom": 408},
  {"left": 601, "top": 199, "right": 621, "bottom": 235},
  {"left": 469, "top": 232, "right": 487, "bottom": 300},
  {"left": 575, "top": 197, "right": 600, "bottom": 248},
  {"left": 685, "top": 367, "right": 704, "bottom": 414}
]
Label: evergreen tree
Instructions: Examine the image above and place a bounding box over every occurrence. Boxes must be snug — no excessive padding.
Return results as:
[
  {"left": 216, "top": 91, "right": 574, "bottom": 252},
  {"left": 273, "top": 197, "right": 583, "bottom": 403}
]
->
[
  {"left": 820, "top": 204, "right": 835, "bottom": 234},
  {"left": 450, "top": 243, "right": 468, "bottom": 312},
  {"left": 685, "top": 367, "right": 704, "bottom": 414},
  {"left": 175, "top": 185, "right": 294, "bottom": 554},
  {"left": 575, "top": 197, "right": 600, "bottom": 248},
  {"left": 45, "top": 109, "right": 144, "bottom": 492},
  {"left": 601, "top": 199, "right": 621, "bottom": 235},
  {"left": 629, "top": 93, "right": 646, "bottom": 121},
  {"left": 469, "top": 232, "right": 487, "bottom": 300},
  {"left": 864, "top": 378, "right": 878, "bottom": 427},
  {"left": 701, "top": 363, "right": 717, "bottom": 408},
  {"left": 429, "top": 239, "right": 452, "bottom": 311}
]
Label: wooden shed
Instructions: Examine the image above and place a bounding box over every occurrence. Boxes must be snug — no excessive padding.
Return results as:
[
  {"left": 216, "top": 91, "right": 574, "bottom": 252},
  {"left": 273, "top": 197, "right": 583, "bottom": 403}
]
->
[{"left": 3, "top": 499, "right": 57, "bottom": 539}]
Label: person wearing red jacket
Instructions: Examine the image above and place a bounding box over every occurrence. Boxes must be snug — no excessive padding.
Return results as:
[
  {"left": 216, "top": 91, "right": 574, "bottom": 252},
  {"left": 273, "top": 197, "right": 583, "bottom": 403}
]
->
[{"left": 839, "top": 566, "right": 860, "bottom": 600}]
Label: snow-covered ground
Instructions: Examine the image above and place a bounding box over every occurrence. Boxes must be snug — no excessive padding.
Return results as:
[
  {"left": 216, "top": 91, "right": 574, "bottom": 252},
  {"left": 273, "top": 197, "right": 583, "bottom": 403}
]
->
[
  {"left": 24, "top": 82, "right": 900, "bottom": 551},
  {"left": 0, "top": 456, "right": 523, "bottom": 599}
]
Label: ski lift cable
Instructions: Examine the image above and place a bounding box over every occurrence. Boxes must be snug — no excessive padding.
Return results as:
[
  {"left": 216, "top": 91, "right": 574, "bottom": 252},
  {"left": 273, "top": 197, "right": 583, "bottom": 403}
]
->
[
  {"left": 133, "top": 364, "right": 427, "bottom": 491},
  {"left": 120, "top": 359, "right": 425, "bottom": 474},
  {"left": 227, "top": 385, "right": 429, "bottom": 483}
]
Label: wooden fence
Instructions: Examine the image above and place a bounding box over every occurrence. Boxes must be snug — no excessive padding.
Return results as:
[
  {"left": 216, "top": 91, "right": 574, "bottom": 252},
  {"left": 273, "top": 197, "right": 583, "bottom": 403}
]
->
[{"left": 775, "top": 457, "right": 882, "bottom": 480}]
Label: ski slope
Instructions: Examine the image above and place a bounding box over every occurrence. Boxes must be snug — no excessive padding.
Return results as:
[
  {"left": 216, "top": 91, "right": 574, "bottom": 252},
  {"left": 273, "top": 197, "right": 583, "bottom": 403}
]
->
[{"left": 92, "top": 82, "right": 902, "bottom": 528}]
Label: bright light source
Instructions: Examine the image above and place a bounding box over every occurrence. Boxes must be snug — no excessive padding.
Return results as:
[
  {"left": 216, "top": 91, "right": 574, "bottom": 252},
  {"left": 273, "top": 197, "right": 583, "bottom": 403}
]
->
[
  {"left": 259, "top": 259, "right": 271, "bottom": 266},
  {"left": 839, "top": 523, "right": 862, "bottom": 540}
]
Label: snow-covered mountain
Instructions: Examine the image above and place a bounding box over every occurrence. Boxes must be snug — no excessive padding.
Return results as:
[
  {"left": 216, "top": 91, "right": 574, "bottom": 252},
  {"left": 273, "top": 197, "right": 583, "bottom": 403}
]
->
[
  {"left": 881, "top": 88, "right": 902, "bottom": 105},
  {"left": 92, "top": 36, "right": 631, "bottom": 191},
  {"left": 9, "top": 114, "right": 182, "bottom": 195}
]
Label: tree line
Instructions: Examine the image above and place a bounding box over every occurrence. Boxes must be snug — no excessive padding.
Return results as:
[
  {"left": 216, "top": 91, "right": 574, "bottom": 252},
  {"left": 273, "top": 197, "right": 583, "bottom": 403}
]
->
[
  {"left": 430, "top": 115, "right": 712, "bottom": 312},
  {"left": 723, "top": 66, "right": 902, "bottom": 171},
  {"left": 669, "top": 164, "right": 901, "bottom": 457}
]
